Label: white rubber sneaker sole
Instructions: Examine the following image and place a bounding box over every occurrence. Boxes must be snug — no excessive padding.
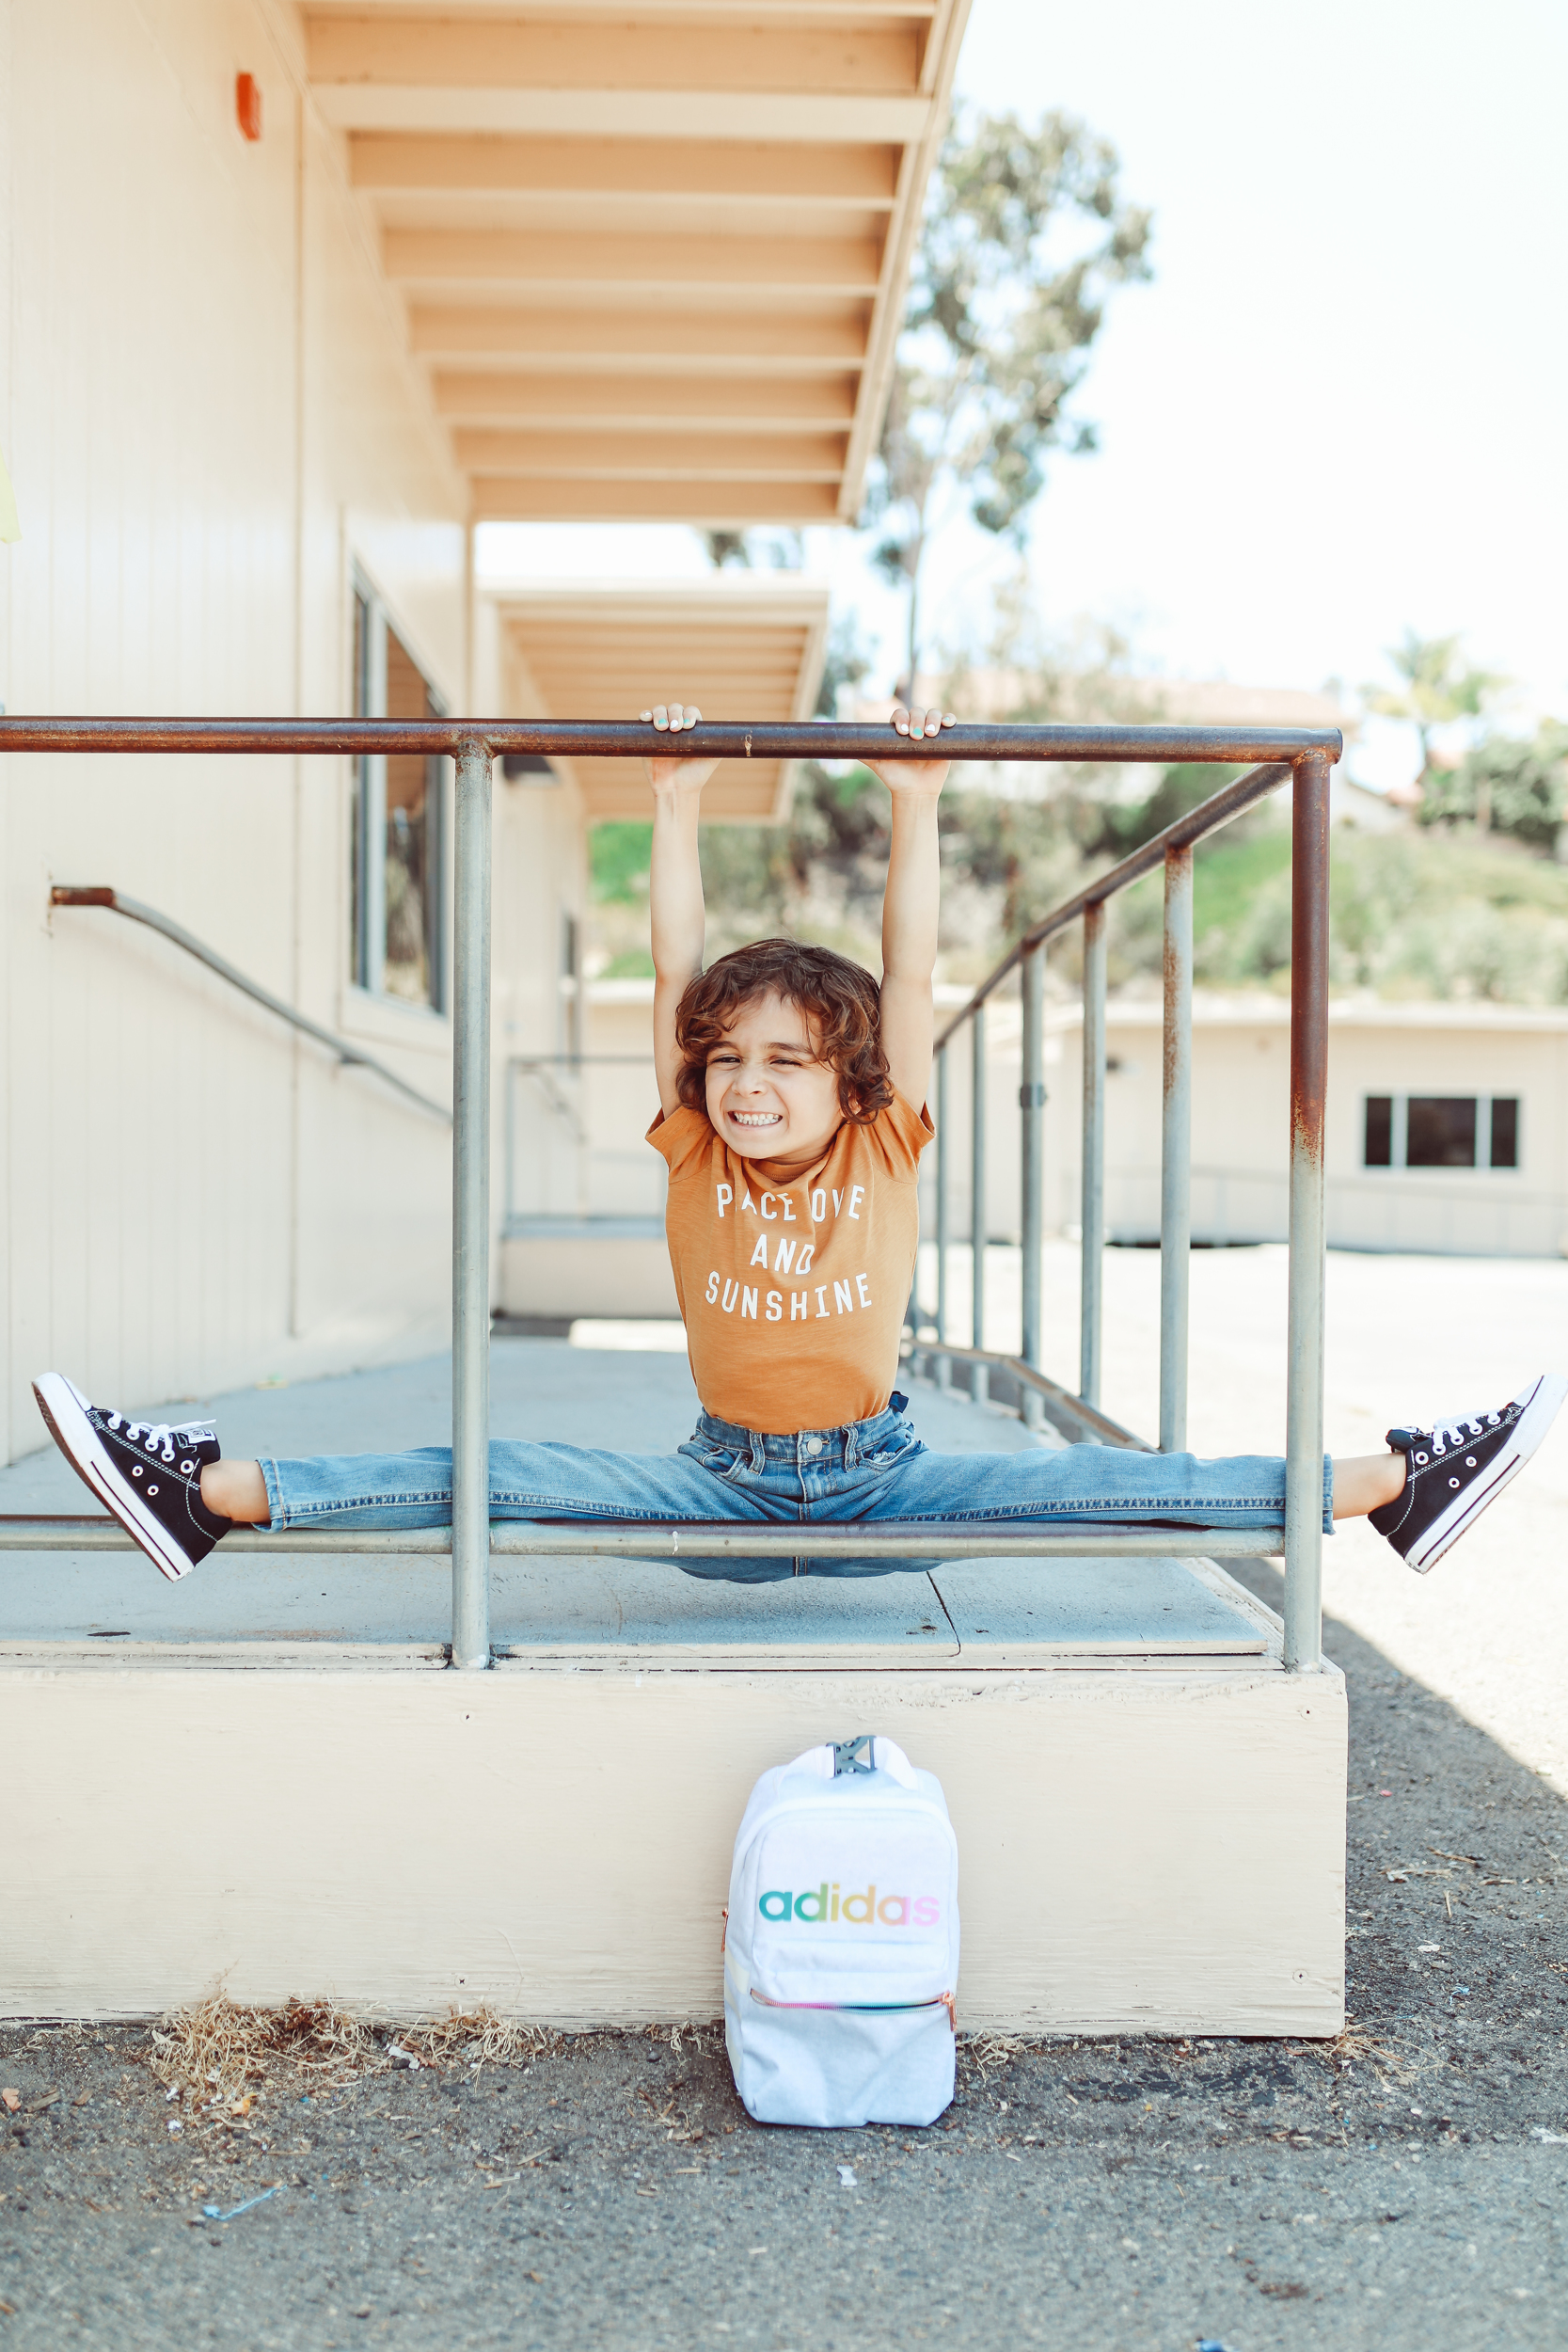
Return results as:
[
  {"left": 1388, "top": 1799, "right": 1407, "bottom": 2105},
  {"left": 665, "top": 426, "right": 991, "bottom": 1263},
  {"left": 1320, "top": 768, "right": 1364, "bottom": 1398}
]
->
[
  {"left": 31, "top": 1372, "right": 194, "bottom": 1581},
  {"left": 1405, "top": 1372, "right": 1568, "bottom": 1572}
]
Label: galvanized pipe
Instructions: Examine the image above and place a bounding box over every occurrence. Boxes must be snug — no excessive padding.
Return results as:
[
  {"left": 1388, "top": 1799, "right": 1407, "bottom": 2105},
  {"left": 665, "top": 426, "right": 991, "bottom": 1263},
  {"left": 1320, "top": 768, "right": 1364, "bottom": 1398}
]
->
[
  {"left": 451, "top": 739, "right": 493, "bottom": 1672},
  {"left": 1080, "top": 900, "right": 1107, "bottom": 1408},
  {"left": 970, "top": 1004, "right": 988, "bottom": 1405},
  {"left": 50, "top": 887, "right": 451, "bottom": 1123},
  {"left": 0, "top": 1514, "right": 1283, "bottom": 1563},
  {"left": 1019, "top": 945, "right": 1045, "bottom": 1428},
  {"left": 1283, "top": 752, "right": 1331, "bottom": 1673},
  {"left": 934, "top": 1047, "right": 950, "bottom": 1345},
  {"left": 1159, "top": 846, "right": 1194, "bottom": 1454}
]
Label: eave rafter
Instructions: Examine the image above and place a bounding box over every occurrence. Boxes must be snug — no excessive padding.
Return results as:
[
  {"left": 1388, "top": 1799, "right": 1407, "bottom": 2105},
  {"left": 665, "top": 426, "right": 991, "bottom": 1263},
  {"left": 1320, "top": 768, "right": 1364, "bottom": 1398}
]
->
[
  {"left": 305, "top": 2, "right": 971, "bottom": 524},
  {"left": 494, "top": 576, "right": 832, "bottom": 818}
]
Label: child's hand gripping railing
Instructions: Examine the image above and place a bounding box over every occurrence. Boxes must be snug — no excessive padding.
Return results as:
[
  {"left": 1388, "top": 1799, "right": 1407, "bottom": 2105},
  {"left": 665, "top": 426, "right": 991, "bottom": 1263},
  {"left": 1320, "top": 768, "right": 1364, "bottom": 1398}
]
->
[{"left": 0, "top": 715, "right": 1338, "bottom": 1673}]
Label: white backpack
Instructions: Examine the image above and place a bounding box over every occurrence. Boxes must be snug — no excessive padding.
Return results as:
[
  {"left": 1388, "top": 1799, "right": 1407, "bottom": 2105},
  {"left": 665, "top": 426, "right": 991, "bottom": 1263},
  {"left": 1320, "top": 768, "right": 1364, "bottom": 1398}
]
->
[{"left": 722, "top": 1733, "right": 960, "bottom": 2129}]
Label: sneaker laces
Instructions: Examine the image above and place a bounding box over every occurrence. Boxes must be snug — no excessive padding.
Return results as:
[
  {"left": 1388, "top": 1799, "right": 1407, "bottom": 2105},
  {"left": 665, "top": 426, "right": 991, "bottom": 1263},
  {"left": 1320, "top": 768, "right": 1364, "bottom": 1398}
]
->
[
  {"left": 1425, "top": 1406, "right": 1503, "bottom": 1454},
  {"left": 104, "top": 1412, "right": 180, "bottom": 1465}
]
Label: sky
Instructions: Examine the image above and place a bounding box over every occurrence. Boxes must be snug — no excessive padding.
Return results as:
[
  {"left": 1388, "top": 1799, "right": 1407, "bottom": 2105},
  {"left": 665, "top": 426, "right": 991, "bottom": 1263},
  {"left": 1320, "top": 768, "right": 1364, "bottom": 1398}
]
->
[{"left": 478, "top": 0, "right": 1568, "bottom": 789}]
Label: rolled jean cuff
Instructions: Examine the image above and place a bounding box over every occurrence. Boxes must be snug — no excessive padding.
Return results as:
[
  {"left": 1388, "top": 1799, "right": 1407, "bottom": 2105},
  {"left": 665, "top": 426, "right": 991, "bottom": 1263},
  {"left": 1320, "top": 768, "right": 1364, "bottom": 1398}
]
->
[{"left": 260, "top": 1458, "right": 287, "bottom": 1529}]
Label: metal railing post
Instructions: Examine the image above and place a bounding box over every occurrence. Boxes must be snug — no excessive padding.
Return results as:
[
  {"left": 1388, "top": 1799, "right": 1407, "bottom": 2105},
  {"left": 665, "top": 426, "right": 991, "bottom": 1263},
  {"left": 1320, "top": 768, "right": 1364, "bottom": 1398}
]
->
[
  {"left": 935, "top": 1046, "right": 950, "bottom": 1351},
  {"left": 1284, "top": 752, "right": 1331, "bottom": 1672},
  {"left": 1159, "top": 845, "right": 1193, "bottom": 1453},
  {"left": 1020, "top": 944, "right": 1045, "bottom": 1429},
  {"left": 970, "top": 1004, "right": 988, "bottom": 1404},
  {"left": 1080, "top": 899, "right": 1107, "bottom": 1408},
  {"left": 451, "top": 738, "right": 493, "bottom": 1671}
]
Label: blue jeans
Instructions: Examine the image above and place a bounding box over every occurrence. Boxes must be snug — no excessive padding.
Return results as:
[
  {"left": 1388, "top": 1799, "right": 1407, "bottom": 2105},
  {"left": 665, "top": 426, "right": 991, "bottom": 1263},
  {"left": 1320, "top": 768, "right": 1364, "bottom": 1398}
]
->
[{"left": 260, "top": 1394, "right": 1332, "bottom": 1583}]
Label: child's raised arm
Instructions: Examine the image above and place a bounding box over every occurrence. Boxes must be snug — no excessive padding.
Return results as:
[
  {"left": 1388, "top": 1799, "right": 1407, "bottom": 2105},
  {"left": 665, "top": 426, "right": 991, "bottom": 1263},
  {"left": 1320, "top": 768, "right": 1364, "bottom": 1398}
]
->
[
  {"left": 863, "top": 705, "right": 955, "bottom": 1110},
  {"left": 642, "top": 699, "right": 720, "bottom": 1116}
]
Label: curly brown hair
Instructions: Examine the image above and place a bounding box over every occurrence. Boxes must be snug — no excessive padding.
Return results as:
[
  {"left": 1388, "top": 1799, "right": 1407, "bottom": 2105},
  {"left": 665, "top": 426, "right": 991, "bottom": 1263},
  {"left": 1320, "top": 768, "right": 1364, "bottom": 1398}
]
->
[{"left": 674, "top": 938, "right": 894, "bottom": 1125}]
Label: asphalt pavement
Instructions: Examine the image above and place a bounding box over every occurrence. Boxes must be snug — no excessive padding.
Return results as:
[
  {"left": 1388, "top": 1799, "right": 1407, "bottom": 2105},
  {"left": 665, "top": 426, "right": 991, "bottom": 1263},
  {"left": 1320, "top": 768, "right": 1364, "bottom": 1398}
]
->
[{"left": 4, "top": 1576, "right": 1565, "bottom": 2351}]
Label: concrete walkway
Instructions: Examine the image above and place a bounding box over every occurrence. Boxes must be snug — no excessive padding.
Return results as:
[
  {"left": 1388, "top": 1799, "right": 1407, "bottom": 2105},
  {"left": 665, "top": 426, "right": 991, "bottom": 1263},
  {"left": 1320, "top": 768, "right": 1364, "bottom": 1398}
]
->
[{"left": 925, "top": 1240, "right": 1568, "bottom": 1798}]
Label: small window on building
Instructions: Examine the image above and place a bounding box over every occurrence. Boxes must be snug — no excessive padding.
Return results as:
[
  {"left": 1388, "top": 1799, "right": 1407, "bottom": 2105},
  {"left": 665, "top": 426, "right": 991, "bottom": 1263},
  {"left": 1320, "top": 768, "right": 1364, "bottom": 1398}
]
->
[
  {"left": 1490, "top": 1095, "right": 1519, "bottom": 1169},
  {"left": 1364, "top": 1096, "right": 1393, "bottom": 1168},
  {"left": 1362, "top": 1093, "right": 1520, "bottom": 1171},
  {"left": 351, "top": 582, "right": 446, "bottom": 1010},
  {"left": 1406, "top": 1096, "right": 1476, "bottom": 1168}
]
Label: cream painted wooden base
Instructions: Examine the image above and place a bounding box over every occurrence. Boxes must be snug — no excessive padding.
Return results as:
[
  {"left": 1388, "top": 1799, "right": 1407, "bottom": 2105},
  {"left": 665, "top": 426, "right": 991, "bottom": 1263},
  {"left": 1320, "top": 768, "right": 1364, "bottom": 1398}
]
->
[{"left": 1, "top": 1646, "right": 1345, "bottom": 2036}]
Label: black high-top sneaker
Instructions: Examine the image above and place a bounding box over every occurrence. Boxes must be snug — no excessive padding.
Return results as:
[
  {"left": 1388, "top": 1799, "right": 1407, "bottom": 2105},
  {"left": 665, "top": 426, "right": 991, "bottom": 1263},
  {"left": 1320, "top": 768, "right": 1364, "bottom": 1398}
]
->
[
  {"left": 32, "top": 1372, "right": 231, "bottom": 1581},
  {"left": 1370, "top": 1373, "right": 1567, "bottom": 1573}
]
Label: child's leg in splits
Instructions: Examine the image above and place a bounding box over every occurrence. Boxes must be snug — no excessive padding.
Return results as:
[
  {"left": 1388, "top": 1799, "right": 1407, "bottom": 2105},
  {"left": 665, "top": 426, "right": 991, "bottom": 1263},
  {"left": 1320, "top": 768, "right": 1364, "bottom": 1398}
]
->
[{"left": 32, "top": 1370, "right": 1563, "bottom": 1585}]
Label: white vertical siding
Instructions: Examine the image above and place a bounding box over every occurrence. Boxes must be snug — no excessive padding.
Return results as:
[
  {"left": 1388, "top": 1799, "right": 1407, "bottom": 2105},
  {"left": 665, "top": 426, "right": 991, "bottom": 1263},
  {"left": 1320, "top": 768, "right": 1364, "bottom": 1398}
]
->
[{"left": 0, "top": 0, "right": 583, "bottom": 1458}]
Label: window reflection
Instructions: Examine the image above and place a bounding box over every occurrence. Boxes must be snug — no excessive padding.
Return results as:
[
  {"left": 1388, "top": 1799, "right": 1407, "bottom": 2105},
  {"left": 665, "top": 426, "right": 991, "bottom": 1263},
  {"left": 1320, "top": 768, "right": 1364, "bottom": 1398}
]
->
[
  {"left": 351, "top": 582, "right": 445, "bottom": 1011},
  {"left": 383, "top": 629, "right": 441, "bottom": 1007}
]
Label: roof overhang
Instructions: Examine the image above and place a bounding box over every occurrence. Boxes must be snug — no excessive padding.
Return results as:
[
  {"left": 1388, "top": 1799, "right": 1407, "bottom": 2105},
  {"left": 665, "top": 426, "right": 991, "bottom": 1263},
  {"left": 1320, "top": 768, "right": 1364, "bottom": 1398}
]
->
[
  {"left": 491, "top": 574, "right": 831, "bottom": 819},
  {"left": 306, "top": 2, "right": 972, "bottom": 526}
]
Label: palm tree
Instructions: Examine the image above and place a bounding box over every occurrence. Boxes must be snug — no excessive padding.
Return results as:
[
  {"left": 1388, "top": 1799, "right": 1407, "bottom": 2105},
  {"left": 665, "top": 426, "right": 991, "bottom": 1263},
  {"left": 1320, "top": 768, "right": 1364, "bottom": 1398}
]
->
[{"left": 1366, "top": 631, "right": 1506, "bottom": 816}]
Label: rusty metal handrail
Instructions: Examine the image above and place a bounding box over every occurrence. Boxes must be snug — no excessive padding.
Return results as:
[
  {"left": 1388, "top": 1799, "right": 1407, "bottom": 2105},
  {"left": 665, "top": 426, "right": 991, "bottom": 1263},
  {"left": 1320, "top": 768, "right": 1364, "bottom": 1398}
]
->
[
  {"left": 0, "top": 714, "right": 1334, "bottom": 1672},
  {"left": 0, "top": 716, "right": 1340, "bottom": 764},
  {"left": 918, "top": 750, "right": 1333, "bottom": 1672}
]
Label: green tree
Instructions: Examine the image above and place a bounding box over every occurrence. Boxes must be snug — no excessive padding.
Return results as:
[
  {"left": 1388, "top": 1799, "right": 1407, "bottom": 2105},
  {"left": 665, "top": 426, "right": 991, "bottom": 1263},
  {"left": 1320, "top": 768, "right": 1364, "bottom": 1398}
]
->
[
  {"left": 1364, "top": 629, "right": 1506, "bottom": 804},
  {"left": 1419, "top": 722, "right": 1568, "bottom": 852},
  {"left": 864, "top": 107, "right": 1151, "bottom": 690}
]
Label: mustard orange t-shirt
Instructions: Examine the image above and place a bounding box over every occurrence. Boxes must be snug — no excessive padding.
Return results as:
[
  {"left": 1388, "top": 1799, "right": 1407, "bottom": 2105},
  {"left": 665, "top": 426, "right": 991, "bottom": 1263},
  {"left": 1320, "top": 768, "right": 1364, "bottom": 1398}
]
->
[{"left": 646, "top": 1092, "right": 934, "bottom": 1434}]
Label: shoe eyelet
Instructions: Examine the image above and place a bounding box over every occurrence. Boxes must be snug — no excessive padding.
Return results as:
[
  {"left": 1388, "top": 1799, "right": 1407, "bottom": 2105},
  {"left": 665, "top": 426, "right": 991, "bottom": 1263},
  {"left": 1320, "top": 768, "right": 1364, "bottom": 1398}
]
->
[
  {"left": 131, "top": 1466, "right": 143, "bottom": 1478},
  {"left": 1415, "top": 1452, "right": 1428, "bottom": 1464},
  {"left": 148, "top": 1484, "right": 159, "bottom": 1496},
  {"left": 180, "top": 1460, "right": 194, "bottom": 1474},
  {"left": 1465, "top": 1456, "right": 1476, "bottom": 1468},
  {"left": 1449, "top": 1476, "right": 1461, "bottom": 1489}
]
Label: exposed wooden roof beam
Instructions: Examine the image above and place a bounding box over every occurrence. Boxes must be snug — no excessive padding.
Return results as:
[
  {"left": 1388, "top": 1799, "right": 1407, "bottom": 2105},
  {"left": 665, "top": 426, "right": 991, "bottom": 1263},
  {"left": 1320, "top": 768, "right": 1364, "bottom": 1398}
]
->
[
  {"left": 435, "top": 373, "right": 859, "bottom": 425},
  {"left": 350, "top": 134, "right": 901, "bottom": 204},
  {"left": 309, "top": 16, "right": 924, "bottom": 95},
  {"left": 310, "top": 0, "right": 936, "bottom": 18},
  {"left": 475, "top": 479, "right": 841, "bottom": 520},
  {"left": 408, "top": 306, "right": 871, "bottom": 368},
  {"left": 384, "top": 230, "right": 883, "bottom": 294},
  {"left": 457, "top": 428, "right": 847, "bottom": 479},
  {"left": 318, "top": 88, "right": 933, "bottom": 141}
]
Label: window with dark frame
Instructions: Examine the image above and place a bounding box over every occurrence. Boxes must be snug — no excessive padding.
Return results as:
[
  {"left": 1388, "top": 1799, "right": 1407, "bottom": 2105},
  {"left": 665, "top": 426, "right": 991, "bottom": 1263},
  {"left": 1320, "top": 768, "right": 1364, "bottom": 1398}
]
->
[
  {"left": 351, "top": 582, "right": 446, "bottom": 1012},
  {"left": 1406, "top": 1096, "right": 1477, "bottom": 1168},
  {"left": 1363, "top": 1093, "right": 1519, "bottom": 1171}
]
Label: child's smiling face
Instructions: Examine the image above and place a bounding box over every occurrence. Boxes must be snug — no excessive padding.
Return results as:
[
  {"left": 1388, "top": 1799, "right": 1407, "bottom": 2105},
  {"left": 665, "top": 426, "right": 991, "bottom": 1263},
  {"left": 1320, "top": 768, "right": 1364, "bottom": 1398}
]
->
[{"left": 704, "top": 991, "right": 845, "bottom": 1168}]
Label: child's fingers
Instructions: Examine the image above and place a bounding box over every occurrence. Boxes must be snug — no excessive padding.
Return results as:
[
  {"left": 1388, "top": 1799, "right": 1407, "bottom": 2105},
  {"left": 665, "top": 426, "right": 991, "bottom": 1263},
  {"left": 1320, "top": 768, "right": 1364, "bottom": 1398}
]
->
[
  {"left": 641, "top": 701, "right": 701, "bottom": 734},
  {"left": 891, "top": 706, "right": 955, "bottom": 741}
]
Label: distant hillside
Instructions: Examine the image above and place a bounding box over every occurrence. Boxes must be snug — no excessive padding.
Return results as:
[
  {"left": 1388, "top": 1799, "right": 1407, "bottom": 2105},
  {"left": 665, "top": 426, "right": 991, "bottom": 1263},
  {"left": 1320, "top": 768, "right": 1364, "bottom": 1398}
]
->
[{"left": 590, "top": 765, "right": 1568, "bottom": 1007}]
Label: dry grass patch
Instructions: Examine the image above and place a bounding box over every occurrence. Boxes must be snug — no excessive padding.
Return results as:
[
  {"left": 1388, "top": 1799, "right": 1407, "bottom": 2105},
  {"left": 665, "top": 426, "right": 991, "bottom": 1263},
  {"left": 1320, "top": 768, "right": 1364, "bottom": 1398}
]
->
[
  {"left": 147, "top": 1996, "right": 376, "bottom": 2099},
  {"left": 146, "top": 1996, "right": 562, "bottom": 2099}
]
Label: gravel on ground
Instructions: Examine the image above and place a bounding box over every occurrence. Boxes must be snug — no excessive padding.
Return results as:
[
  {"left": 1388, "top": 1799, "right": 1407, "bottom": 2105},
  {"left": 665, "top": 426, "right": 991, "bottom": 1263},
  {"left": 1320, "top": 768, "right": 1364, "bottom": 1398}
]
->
[{"left": 5, "top": 1576, "right": 1565, "bottom": 2351}]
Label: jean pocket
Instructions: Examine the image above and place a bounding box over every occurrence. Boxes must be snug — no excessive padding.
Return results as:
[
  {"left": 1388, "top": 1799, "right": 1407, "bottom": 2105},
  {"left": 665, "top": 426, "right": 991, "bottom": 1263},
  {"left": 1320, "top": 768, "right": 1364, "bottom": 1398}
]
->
[
  {"left": 862, "top": 1425, "right": 924, "bottom": 1472},
  {"left": 683, "top": 1441, "right": 743, "bottom": 1481}
]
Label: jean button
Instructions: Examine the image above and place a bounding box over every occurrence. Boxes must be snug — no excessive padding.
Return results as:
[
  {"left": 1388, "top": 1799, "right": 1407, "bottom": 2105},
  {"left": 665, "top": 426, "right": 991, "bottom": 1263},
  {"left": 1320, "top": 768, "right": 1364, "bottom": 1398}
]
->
[{"left": 804, "top": 1437, "right": 824, "bottom": 1456}]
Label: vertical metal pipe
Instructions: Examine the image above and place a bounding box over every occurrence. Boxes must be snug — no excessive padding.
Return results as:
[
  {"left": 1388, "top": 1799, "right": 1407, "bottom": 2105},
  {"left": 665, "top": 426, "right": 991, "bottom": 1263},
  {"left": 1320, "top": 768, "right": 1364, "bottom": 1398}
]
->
[
  {"left": 1159, "top": 845, "right": 1194, "bottom": 1454},
  {"left": 934, "top": 1047, "right": 950, "bottom": 1345},
  {"left": 1080, "top": 899, "right": 1107, "bottom": 1408},
  {"left": 970, "top": 1004, "right": 987, "bottom": 1403},
  {"left": 1284, "top": 751, "right": 1331, "bottom": 1673},
  {"left": 451, "top": 739, "right": 493, "bottom": 1672},
  {"left": 1020, "top": 944, "right": 1045, "bottom": 1375}
]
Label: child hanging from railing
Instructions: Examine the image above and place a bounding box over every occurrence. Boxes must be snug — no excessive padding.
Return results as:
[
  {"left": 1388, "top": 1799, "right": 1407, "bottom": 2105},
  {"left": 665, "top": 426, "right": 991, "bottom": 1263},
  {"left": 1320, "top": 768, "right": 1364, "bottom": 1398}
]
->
[{"left": 33, "top": 702, "right": 1565, "bottom": 1584}]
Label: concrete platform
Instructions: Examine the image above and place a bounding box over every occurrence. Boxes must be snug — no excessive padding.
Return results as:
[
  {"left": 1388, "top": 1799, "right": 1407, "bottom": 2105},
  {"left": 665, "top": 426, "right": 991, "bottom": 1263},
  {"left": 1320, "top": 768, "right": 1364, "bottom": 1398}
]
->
[{"left": 0, "top": 1341, "right": 1346, "bottom": 2036}]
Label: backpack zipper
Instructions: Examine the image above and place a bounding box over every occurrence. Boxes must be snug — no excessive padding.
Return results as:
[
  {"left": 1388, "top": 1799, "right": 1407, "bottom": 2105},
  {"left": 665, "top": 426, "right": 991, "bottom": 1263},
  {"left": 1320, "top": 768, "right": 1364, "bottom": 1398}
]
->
[{"left": 751, "top": 1989, "right": 957, "bottom": 2032}]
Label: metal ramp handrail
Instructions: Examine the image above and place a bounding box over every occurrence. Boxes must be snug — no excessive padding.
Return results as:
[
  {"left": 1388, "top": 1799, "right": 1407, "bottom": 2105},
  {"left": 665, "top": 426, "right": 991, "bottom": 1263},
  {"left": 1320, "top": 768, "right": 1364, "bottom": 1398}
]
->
[
  {"left": 49, "top": 885, "right": 452, "bottom": 1122},
  {"left": 0, "top": 714, "right": 1337, "bottom": 1671}
]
